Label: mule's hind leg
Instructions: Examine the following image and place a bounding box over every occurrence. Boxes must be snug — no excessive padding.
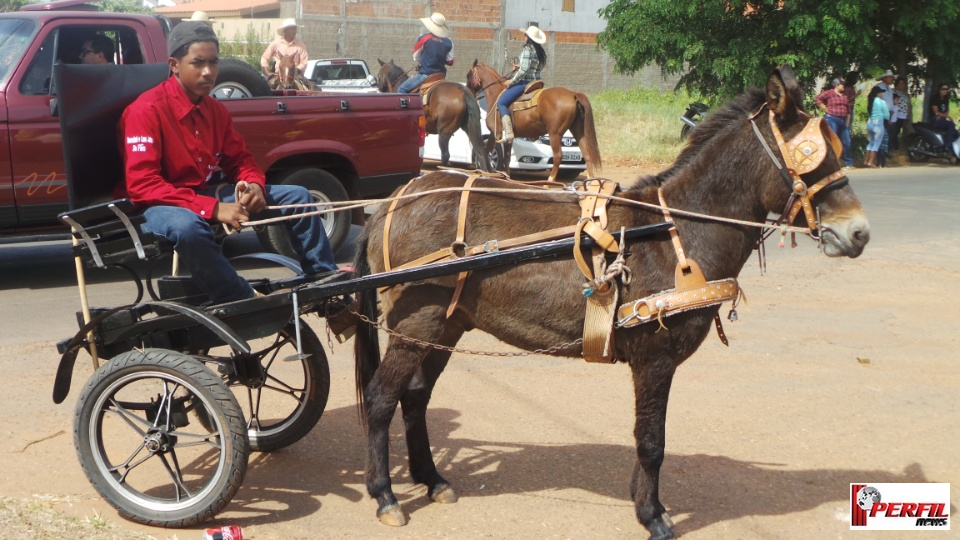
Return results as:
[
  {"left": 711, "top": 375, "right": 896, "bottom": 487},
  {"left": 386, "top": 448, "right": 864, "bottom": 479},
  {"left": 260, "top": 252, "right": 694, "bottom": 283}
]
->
[
  {"left": 400, "top": 327, "right": 464, "bottom": 504},
  {"left": 363, "top": 300, "right": 449, "bottom": 526},
  {"left": 439, "top": 132, "right": 453, "bottom": 166},
  {"left": 629, "top": 355, "right": 678, "bottom": 540}
]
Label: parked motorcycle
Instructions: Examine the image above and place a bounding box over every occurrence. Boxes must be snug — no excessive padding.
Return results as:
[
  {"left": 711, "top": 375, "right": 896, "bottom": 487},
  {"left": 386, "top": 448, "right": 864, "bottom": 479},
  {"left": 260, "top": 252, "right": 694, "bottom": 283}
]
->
[
  {"left": 680, "top": 102, "right": 709, "bottom": 141},
  {"left": 906, "top": 122, "right": 960, "bottom": 164}
]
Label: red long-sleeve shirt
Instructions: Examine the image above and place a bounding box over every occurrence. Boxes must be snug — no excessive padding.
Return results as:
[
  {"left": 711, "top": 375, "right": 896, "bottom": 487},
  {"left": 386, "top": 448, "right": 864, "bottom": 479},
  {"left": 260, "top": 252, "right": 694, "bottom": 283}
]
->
[{"left": 116, "top": 76, "right": 266, "bottom": 219}]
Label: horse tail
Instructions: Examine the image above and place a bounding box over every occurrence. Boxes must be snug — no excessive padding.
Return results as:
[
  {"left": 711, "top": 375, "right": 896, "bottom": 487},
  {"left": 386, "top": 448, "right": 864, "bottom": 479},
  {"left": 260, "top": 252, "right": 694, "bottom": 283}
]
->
[
  {"left": 353, "top": 232, "right": 380, "bottom": 429},
  {"left": 463, "top": 89, "right": 493, "bottom": 172},
  {"left": 574, "top": 92, "right": 603, "bottom": 176}
]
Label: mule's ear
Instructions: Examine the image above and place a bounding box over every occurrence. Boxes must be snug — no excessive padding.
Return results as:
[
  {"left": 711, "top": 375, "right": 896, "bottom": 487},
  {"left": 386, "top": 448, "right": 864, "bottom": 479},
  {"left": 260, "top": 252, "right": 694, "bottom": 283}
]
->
[
  {"left": 472, "top": 58, "right": 479, "bottom": 67},
  {"left": 378, "top": 58, "right": 385, "bottom": 66},
  {"left": 778, "top": 63, "right": 800, "bottom": 90},
  {"left": 766, "top": 69, "right": 796, "bottom": 117}
]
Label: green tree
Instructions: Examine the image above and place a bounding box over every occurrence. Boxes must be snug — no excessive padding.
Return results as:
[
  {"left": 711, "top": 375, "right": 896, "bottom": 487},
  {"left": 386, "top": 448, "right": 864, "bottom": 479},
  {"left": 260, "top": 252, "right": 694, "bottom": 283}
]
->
[
  {"left": 1, "top": 0, "right": 27, "bottom": 13},
  {"left": 597, "top": 0, "right": 960, "bottom": 98},
  {"left": 97, "top": 0, "right": 152, "bottom": 15}
]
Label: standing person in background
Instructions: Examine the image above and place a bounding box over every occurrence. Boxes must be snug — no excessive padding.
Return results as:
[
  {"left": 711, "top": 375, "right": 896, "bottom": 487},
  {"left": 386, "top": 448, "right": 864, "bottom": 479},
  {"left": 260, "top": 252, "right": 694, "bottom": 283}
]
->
[
  {"left": 496, "top": 25, "right": 547, "bottom": 143},
  {"left": 186, "top": 11, "right": 215, "bottom": 27},
  {"left": 815, "top": 78, "right": 854, "bottom": 169},
  {"left": 929, "top": 83, "right": 958, "bottom": 151},
  {"left": 889, "top": 77, "right": 910, "bottom": 153},
  {"left": 865, "top": 85, "right": 889, "bottom": 168},
  {"left": 261, "top": 18, "right": 308, "bottom": 77},
  {"left": 397, "top": 12, "right": 454, "bottom": 94}
]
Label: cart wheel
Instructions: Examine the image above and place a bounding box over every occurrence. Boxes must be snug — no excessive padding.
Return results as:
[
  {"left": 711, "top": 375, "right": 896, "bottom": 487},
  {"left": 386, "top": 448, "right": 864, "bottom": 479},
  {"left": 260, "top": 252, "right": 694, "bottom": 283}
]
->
[
  {"left": 228, "top": 320, "right": 330, "bottom": 452},
  {"left": 74, "top": 349, "right": 248, "bottom": 527}
]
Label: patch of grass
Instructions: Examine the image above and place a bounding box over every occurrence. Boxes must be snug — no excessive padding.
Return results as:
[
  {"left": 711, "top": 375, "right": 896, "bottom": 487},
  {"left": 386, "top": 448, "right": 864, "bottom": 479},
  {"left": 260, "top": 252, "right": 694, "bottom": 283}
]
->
[
  {"left": 0, "top": 495, "right": 159, "bottom": 540},
  {"left": 591, "top": 88, "right": 697, "bottom": 167}
]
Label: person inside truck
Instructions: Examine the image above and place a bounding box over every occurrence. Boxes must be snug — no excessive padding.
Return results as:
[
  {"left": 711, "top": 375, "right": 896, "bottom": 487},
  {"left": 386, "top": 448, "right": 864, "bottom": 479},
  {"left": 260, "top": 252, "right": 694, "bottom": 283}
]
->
[
  {"left": 397, "top": 12, "right": 454, "bottom": 94},
  {"left": 118, "top": 21, "right": 338, "bottom": 303},
  {"left": 260, "top": 18, "right": 308, "bottom": 77},
  {"left": 79, "top": 34, "right": 114, "bottom": 65}
]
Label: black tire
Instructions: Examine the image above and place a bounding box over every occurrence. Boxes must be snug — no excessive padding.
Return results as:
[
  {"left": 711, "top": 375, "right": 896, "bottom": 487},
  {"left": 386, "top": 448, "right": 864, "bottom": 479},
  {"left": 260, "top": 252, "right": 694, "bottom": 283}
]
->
[
  {"left": 483, "top": 135, "right": 505, "bottom": 172},
  {"left": 906, "top": 134, "right": 930, "bottom": 162},
  {"left": 257, "top": 168, "right": 351, "bottom": 257},
  {"left": 213, "top": 58, "right": 271, "bottom": 99},
  {"left": 74, "top": 349, "right": 247, "bottom": 527},
  {"left": 227, "top": 322, "right": 330, "bottom": 452},
  {"left": 556, "top": 168, "right": 583, "bottom": 181},
  {"left": 680, "top": 123, "right": 692, "bottom": 141}
]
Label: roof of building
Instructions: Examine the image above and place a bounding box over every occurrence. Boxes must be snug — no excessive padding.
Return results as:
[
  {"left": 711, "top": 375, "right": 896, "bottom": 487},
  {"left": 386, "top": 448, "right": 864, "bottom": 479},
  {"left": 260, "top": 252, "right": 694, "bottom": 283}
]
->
[{"left": 155, "top": 0, "right": 280, "bottom": 18}]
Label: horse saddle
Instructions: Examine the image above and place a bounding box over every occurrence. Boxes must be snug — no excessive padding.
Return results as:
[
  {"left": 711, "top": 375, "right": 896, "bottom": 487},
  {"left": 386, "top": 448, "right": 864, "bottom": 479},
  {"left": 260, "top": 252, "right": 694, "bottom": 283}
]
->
[
  {"left": 511, "top": 85, "right": 545, "bottom": 113},
  {"left": 419, "top": 73, "right": 447, "bottom": 105}
]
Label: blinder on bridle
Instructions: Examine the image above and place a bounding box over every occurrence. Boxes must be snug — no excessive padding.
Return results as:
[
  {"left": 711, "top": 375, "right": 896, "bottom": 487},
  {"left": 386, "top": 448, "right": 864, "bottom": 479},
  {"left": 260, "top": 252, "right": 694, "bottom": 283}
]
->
[{"left": 749, "top": 104, "right": 849, "bottom": 239}]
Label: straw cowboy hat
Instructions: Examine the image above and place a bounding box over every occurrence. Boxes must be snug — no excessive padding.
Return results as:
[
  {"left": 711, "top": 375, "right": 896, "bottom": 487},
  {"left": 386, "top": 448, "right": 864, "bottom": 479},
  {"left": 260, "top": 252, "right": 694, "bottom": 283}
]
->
[
  {"left": 276, "top": 18, "right": 300, "bottom": 36},
  {"left": 187, "top": 11, "right": 214, "bottom": 25},
  {"left": 875, "top": 70, "right": 895, "bottom": 81},
  {"left": 420, "top": 12, "right": 449, "bottom": 38},
  {"left": 523, "top": 25, "right": 547, "bottom": 45}
]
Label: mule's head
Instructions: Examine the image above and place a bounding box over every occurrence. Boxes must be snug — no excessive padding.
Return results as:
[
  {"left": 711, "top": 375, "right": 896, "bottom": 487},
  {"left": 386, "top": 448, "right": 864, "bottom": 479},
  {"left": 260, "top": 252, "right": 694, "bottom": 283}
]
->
[
  {"left": 375, "top": 59, "right": 403, "bottom": 93},
  {"left": 762, "top": 64, "right": 870, "bottom": 257}
]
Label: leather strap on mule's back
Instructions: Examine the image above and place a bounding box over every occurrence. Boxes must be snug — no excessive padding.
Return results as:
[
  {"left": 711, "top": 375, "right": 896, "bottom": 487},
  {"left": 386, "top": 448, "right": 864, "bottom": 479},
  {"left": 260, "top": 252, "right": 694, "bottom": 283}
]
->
[{"left": 445, "top": 174, "right": 479, "bottom": 317}]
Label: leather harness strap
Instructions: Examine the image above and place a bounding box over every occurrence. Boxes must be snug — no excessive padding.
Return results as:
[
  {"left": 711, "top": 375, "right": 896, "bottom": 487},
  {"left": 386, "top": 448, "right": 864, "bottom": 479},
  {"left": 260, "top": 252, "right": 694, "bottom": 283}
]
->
[
  {"left": 382, "top": 180, "right": 413, "bottom": 273},
  {"left": 445, "top": 174, "right": 479, "bottom": 317}
]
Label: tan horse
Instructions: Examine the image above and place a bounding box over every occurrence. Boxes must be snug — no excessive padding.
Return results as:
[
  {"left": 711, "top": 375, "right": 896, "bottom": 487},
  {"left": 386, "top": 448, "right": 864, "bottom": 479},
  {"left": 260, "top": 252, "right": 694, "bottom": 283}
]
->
[
  {"left": 377, "top": 59, "right": 491, "bottom": 172},
  {"left": 467, "top": 60, "right": 602, "bottom": 181},
  {"left": 267, "top": 53, "right": 315, "bottom": 91}
]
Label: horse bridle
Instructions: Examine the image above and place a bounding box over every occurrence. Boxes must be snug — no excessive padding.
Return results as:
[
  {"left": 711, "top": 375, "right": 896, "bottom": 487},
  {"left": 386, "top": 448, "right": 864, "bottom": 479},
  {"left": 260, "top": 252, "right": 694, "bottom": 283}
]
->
[
  {"left": 748, "top": 104, "right": 849, "bottom": 239},
  {"left": 469, "top": 64, "right": 512, "bottom": 94}
]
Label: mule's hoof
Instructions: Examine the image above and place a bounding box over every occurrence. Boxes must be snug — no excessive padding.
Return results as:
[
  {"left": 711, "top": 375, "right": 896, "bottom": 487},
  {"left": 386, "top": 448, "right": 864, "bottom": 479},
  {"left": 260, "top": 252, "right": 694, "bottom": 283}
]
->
[
  {"left": 377, "top": 504, "right": 407, "bottom": 527},
  {"left": 430, "top": 484, "right": 459, "bottom": 504},
  {"left": 661, "top": 511, "right": 675, "bottom": 528},
  {"left": 646, "top": 516, "right": 675, "bottom": 540}
]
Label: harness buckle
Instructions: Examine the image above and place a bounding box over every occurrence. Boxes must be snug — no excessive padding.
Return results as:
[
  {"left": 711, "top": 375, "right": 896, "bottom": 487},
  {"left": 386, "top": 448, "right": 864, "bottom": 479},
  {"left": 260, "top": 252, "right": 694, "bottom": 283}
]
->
[
  {"left": 482, "top": 239, "right": 500, "bottom": 253},
  {"left": 449, "top": 241, "right": 467, "bottom": 258}
]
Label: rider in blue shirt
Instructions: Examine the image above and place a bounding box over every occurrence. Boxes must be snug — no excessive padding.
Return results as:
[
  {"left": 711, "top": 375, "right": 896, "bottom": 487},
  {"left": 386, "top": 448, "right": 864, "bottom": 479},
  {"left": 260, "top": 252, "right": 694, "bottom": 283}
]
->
[{"left": 397, "top": 13, "right": 454, "bottom": 94}]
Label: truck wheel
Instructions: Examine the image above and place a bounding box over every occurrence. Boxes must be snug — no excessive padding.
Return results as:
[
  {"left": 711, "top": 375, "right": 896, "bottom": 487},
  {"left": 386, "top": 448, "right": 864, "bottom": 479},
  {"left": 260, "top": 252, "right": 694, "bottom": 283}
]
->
[
  {"left": 213, "top": 58, "right": 271, "bottom": 99},
  {"left": 74, "top": 349, "right": 247, "bottom": 527},
  {"left": 257, "top": 168, "right": 351, "bottom": 257}
]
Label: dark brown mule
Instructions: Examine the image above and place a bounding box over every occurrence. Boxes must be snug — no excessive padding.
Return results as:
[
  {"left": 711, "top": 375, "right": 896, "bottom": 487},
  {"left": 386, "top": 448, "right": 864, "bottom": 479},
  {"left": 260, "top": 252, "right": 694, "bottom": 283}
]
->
[
  {"left": 466, "top": 59, "right": 602, "bottom": 181},
  {"left": 352, "top": 66, "right": 870, "bottom": 538},
  {"left": 376, "top": 59, "right": 491, "bottom": 172},
  {"left": 267, "top": 53, "right": 314, "bottom": 91}
]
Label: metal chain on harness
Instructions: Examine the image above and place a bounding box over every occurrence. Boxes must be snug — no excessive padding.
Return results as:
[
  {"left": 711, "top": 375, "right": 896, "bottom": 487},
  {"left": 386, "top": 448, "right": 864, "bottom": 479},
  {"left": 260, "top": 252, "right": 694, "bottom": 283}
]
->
[{"left": 348, "top": 310, "right": 584, "bottom": 357}]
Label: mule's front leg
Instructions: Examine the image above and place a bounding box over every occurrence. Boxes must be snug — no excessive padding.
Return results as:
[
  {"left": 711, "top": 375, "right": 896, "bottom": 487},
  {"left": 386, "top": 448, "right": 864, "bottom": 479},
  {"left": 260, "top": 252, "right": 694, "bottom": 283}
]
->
[{"left": 630, "top": 359, "right": 678, "bottom": 540}]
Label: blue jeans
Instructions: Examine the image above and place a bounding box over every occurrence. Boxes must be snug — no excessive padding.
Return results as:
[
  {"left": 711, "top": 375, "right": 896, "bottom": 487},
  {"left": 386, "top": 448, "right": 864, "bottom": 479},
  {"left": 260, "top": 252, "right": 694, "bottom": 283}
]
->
[
  {"left": 141, "top": 183, "right": 337, "bottom": 304},
  {"left": 397, "top": 73, "right": 427, "bottom": 93},
  {"left": 866, "top": 118, "right": 885, "bottom": 152},
  {"left": 496, "top": 83, "right": 527, "bottom": 117},
  {"left": 931, "top": 118, "right": 958, "bottom": 147},
  {"left": 823, "top": 114, "right": 853, "bottom": 167}
]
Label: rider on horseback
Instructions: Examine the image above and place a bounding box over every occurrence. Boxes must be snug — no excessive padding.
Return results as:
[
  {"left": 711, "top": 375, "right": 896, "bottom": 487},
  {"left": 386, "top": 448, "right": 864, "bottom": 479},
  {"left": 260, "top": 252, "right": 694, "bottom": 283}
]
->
[
  {"left": 260, "top": 18, "right": 309, "bottom": 78},
  {"left": 496, "top": 25, "right": 547, "bottom": 143},
  {"left": 397, "top": 12, "right": 454, "bottom": 94}
]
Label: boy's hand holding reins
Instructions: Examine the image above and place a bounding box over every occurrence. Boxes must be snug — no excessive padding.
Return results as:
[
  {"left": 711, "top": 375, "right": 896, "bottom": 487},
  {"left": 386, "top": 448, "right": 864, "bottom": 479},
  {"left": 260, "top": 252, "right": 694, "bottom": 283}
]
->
[{"left": 215, "top": 181, "right": 267, "bottom": 232}]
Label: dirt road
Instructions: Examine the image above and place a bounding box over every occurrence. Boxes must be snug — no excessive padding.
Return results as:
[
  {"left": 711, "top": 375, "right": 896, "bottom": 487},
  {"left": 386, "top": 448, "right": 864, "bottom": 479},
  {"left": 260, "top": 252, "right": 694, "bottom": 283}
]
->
[{"left": 0, "top": 164, "right": 956, "bottom": 539}]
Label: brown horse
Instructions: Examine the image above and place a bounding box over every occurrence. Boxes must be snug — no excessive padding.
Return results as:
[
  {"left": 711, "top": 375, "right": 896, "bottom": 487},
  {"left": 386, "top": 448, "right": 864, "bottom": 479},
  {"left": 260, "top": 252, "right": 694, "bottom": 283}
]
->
[
  {"left": 267, "top": 53, "right": 315, "bottom": 91},
  {"left": 376, "top": 59, "right": 491, "bottom": 172},
  {"left": 467, "top": 59, "right": 602, "bottom": 181},
  {"left": 351, "top": 65, "right": 870, "bottom": 538}
]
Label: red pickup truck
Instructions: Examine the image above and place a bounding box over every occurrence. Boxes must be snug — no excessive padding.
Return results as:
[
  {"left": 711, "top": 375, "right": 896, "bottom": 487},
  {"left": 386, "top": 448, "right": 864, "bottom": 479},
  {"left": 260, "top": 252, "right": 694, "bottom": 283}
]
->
[{"left": 0, "top": 0, "right": 424, "bottom": 252}]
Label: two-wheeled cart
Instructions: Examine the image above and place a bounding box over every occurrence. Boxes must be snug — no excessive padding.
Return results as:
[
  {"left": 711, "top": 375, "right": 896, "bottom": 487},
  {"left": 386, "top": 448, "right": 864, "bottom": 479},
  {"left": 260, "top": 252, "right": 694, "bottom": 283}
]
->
[{"left": 51, "top": 63, "right": 669, "bottom": 527}]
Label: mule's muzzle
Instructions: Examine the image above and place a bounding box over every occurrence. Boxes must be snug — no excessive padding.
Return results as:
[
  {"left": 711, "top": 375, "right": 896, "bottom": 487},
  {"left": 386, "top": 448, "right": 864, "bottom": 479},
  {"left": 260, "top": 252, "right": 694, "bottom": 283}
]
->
[{"left": 821, "top": 214, "right": 870, "bottom": 258}]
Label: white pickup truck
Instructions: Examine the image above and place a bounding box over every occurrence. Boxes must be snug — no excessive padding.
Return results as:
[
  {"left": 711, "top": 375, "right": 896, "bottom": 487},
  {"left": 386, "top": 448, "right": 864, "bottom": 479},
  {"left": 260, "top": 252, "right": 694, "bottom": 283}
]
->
[{"left": 303, "top": 58, "right": 378, "bottom": 93}]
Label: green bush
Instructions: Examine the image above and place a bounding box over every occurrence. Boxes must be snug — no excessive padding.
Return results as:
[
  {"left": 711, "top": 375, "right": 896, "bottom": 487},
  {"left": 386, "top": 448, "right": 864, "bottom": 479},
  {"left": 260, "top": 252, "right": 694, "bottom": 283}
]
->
[{"left": 217, "top": 23, "right": 273, "bottom": 71}]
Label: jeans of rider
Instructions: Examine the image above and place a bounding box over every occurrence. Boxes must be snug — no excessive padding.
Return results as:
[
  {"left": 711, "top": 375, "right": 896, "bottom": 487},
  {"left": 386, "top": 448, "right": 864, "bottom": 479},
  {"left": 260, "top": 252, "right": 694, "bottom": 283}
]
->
[
  {"left": 823, "top": 114, "right": 853, "bottom": 167},
  {"left": 866, "top": 118, "right": 885, "bottom": 152},
  {"left": 397, "top": 73, "right": 427, "bottom": 94},
  {"left": 931, "top": 118, "right": 959, "bottom": 147},
  {"left": 141, "top": 184, "right": 338, "bottom": 304},
  {"left": 497, "top": 83, "right": 527, "bottom": 117}
]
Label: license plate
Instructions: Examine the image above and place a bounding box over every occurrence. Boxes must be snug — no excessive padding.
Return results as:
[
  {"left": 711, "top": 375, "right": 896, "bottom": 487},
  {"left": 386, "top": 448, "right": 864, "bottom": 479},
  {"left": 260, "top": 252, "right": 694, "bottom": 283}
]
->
[{"left": 561, "top": 152, "right": 582, "bottom": 162}]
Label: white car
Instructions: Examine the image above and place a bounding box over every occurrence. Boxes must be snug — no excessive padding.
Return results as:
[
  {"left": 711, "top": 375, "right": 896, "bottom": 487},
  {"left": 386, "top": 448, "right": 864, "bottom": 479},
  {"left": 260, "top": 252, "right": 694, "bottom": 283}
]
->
[{"left": 423, "top": 95, "right": 587, "bottom": 179}]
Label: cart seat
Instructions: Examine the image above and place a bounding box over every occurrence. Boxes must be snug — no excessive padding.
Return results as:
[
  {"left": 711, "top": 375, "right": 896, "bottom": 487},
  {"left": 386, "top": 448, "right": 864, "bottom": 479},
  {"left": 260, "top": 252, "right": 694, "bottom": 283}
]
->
[{"left": 54, "top": 63, "right": 170, "bottom": 269}]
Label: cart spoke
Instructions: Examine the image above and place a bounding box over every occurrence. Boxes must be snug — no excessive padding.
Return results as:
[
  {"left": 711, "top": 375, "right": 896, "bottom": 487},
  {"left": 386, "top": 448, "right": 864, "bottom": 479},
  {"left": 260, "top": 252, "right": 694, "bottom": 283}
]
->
[
  {"left": 108, "top": 442, "right": 153, "bottom": 484},
  {"left": 105, "top": 398, "right": 151, "bottom": 436},
  {"left": 157, "top": 451, "right": 193, "bottom": 501}
]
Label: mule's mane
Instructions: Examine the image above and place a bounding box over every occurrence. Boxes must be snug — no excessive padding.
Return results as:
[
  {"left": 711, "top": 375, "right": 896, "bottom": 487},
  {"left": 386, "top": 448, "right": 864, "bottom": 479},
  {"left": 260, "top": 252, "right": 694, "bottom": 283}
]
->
[{"left": 626, "top": 88, "right": 769, "bottom": 195}]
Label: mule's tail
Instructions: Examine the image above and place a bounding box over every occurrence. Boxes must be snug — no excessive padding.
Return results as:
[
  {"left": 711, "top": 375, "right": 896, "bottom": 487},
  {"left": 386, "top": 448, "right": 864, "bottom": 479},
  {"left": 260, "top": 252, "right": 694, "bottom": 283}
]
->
[
  {"left": 463, "top": 89, "right": 493, "bottom": 172},
  {"left": 353, "top": 232, "right": 380, "bottom": 429},
  {"left": 574, "top": 92, "right": 603, "bottom": 176}
]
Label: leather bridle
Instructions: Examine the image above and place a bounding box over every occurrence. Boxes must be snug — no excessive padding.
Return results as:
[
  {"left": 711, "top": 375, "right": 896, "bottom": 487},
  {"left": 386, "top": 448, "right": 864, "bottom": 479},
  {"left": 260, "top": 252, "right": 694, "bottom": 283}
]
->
[
  {"left": 469, "top": 64, "right": 511, "bottom": 94},
  {"left": 749, "top": 104, "right": 849, "bottom": 240}
]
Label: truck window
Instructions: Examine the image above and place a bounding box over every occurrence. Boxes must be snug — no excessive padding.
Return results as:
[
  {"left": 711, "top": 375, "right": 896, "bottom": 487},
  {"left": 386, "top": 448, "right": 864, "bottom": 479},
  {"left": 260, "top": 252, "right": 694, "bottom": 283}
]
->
[
  {"left": 0, "top": 18, "right": 38, "bottom": 88},
  {"left": 19, "top": 25, "right": 146, "bottom": 96}
]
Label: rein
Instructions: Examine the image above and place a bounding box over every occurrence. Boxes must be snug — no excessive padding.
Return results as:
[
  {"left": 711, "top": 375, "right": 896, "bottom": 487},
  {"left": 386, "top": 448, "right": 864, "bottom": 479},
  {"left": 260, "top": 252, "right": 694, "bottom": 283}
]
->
[
  {"left": 470, "top": 64, "right": 511, "bottom": 94},
  {"left": 382, "top": 64, "right": 416, "bottom": 92}
]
